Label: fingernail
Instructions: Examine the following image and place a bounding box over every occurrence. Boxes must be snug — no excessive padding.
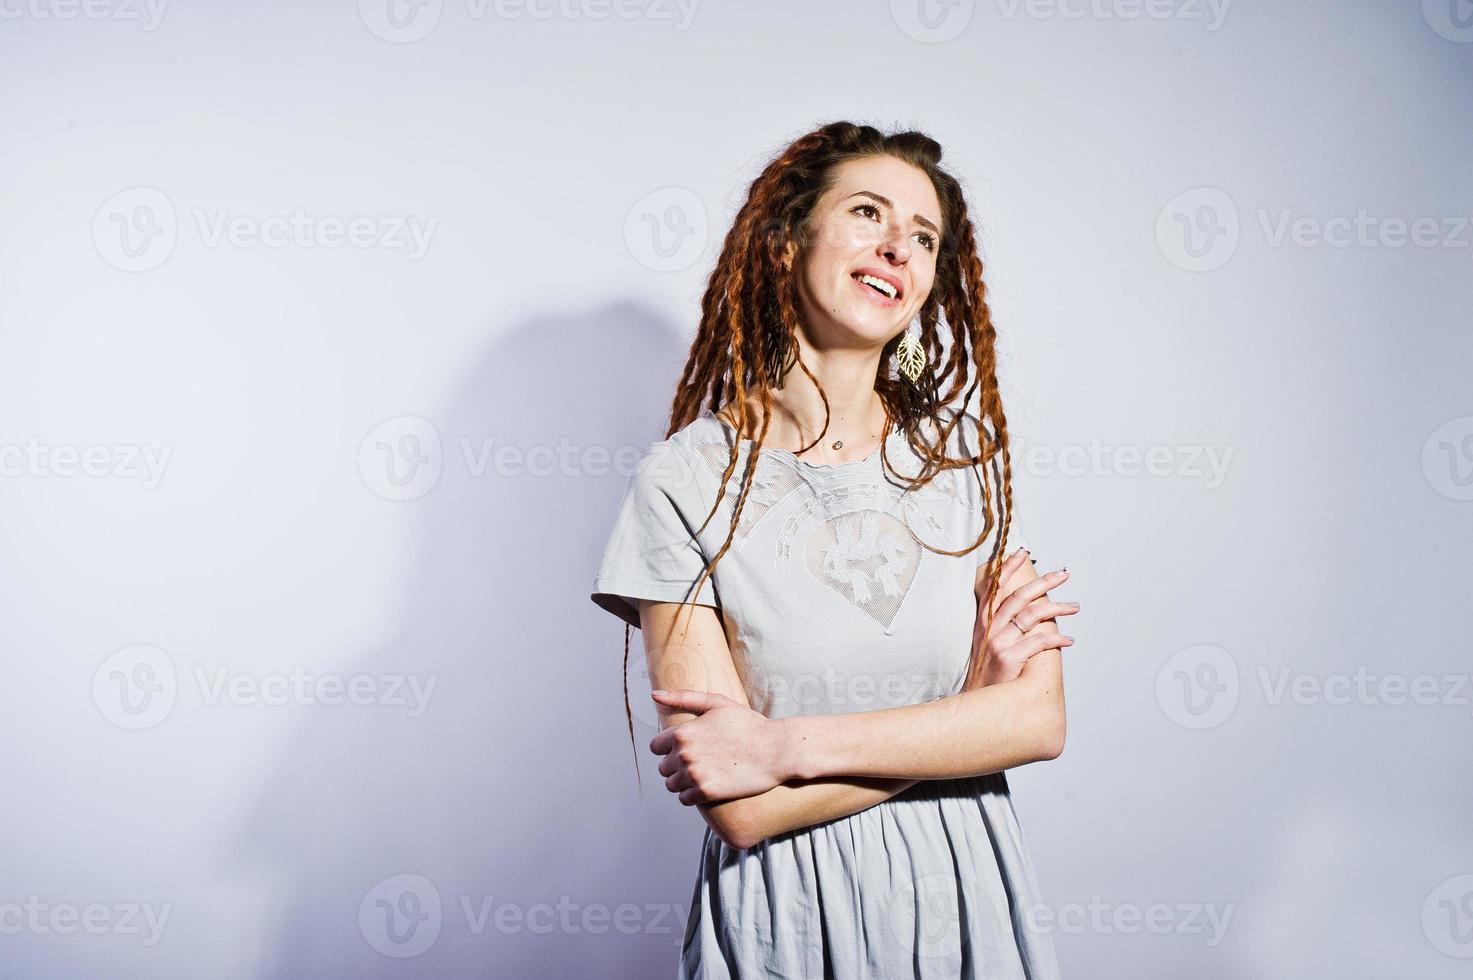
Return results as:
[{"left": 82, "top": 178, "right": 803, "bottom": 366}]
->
[
  {"left": 651, "top": 689, "right": 669, "bottom": 696},
  {"left": 1066, "top": 602, "right": 1080, "bottom": 608}
]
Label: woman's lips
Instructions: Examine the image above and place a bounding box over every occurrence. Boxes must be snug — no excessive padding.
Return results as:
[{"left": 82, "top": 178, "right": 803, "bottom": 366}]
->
[{"left": 851, "top": 273, "right": 900, "bottom": 307}]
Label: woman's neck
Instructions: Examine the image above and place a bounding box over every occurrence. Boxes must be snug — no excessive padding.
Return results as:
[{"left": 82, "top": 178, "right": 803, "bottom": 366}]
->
[{"left": 716, "top": 388, "right": 890, "bottom": 459}]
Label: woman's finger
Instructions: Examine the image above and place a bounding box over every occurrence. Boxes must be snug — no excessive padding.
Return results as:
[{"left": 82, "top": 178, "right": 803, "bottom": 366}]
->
[
  {"left": 983, "top": 633, "right": 1076, "bottom": 685},
  {"left": 988, "top": 628, "right": 1075, "bottom": 662},
  {"left": 988, "top": 568, "right": 1070, "bottom": 631},
  {"left": 1009, "top": 600, "right": 1081, "bottom": 633},
  {"left": 1006, "top": 568, "right": 1069, "bottom": 608},
  {"left": 1013, "top": 633, "right": 1075, "bottom": 658},
  {"left": 975, "top": 547, "right": 1030, "bottom": 601}
]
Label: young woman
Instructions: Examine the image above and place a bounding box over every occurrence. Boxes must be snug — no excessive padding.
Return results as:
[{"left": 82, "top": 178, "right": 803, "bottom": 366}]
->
[{"left": 591, "top": 121, "right": 1078, "bottom": 979}]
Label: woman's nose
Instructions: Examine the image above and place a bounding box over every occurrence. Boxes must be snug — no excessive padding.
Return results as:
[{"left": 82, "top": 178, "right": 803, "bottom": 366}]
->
[{"left": 880, "top": 229, "right": 910, "bottom": 262}]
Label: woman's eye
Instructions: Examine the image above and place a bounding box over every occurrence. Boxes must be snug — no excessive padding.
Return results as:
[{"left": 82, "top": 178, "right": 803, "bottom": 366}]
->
[{"left": 854, "top": 203, "right": 936, "bottom": 252}]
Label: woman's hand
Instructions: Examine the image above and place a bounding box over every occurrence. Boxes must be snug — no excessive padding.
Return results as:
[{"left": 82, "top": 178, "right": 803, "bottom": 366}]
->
[
  {"left": 647, "top": 690, "right": 797, "bottom": 806},
  {"left": 964, "top": 548, "right": 1079, "bottom": 691}
]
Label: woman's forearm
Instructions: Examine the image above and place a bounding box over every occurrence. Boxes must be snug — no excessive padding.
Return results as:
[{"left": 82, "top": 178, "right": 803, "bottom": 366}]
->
[
  {"left": 779, "top": 672, "right": 1063, "bottom": 781},
  {"left": 701, "top": 775, "right": 921, "bottom": 850},
  {"left": 701, "top": 673, "right": 1058, "bottom": 846}
]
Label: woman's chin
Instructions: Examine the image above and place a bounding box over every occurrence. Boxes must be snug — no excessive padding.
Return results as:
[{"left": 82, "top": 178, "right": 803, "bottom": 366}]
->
[
  {"left": 845, "top": 321, "right": 905, "bottom": 350},
  {"left": 807, "top": 307, "right": 902, "bottom": 348}
]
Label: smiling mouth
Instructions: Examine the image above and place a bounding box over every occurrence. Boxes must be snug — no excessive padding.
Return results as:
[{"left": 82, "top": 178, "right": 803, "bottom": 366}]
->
[{"left": 852, "top": 272, "right": 900, "bottom": 303}]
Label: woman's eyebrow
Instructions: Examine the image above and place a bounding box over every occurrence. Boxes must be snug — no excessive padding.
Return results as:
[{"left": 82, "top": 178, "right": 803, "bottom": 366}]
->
[{"left": 846, "top": 190, "right": 942, "bottom": 239}]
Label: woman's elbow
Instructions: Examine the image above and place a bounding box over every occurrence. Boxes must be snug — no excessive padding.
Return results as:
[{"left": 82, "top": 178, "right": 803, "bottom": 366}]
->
[
  {"left": 1032, "top": 694, "right": 1067, "bottom": 761},
  {"left": 700, "top": 801, "right": 758, "bottom": 851},
  {"left": 1037, "top": 715, "right": 1066, "bottom": 761},
  {"left": 1017, "top": 651, "right": 1067, "bottom": 762},
  {"left": 713, "top": 823, "right": 755, "bottom": 850}
]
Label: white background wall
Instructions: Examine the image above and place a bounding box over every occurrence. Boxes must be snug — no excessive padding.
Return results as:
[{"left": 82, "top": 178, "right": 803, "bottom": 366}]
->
[{"left": 1, "top": 0, "right": 1469, "bottom": 976}]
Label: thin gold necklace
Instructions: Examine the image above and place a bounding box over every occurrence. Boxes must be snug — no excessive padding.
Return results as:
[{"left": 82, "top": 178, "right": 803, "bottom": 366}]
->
[
  {"left": 716, "top": 404, "right": 890, "bottom": 460},
  {"left": 824, "top": 407, "right": 890, "bottom": 452},
  {"left": 784, "top": 409, "right": 891, "bottom": 463}
]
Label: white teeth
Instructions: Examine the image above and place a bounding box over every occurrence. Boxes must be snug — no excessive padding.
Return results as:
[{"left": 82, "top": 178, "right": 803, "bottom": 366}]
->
[{"left": 856, "top": 273, "right": 897, "bottom": 299}]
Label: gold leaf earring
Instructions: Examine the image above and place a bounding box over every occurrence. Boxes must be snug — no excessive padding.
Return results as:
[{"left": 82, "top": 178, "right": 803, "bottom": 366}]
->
[{"left": 896, "top": 329, "right": 926, "bottom": 384}]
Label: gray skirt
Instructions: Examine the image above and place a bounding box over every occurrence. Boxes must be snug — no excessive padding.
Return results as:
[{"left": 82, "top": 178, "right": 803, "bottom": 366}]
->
[{"left": 678, "top": 771, "right": 1061, "bottom": 980}]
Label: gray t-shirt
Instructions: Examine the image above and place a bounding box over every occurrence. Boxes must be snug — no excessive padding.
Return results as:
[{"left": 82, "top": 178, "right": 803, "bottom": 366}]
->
[
  {"left": 589, "top": 405, "right": 1061, "bottom": 979},
  {"left": 591, "top": 404, "right": 1029, "bottom": 720}
]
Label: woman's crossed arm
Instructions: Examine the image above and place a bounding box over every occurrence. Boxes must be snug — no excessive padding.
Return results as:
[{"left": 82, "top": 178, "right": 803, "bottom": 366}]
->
[{"left": 637, "top": 548, "right": 1076, "bottom": 849}]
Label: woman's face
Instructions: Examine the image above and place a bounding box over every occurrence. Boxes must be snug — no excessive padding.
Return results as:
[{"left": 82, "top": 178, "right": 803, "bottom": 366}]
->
[{"left": 788, "top": 154, "right": 943, "bottom": 351}]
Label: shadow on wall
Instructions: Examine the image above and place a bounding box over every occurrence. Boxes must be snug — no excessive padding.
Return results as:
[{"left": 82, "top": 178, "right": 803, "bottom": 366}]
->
[{"left": 231, "top": 300, "right": 706, "bottom": 978}]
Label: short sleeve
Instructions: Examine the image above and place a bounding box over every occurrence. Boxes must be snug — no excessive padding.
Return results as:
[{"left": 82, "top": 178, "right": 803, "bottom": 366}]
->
[{"left": 590, "top": 441, "right": 721, "bottom": 630}]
